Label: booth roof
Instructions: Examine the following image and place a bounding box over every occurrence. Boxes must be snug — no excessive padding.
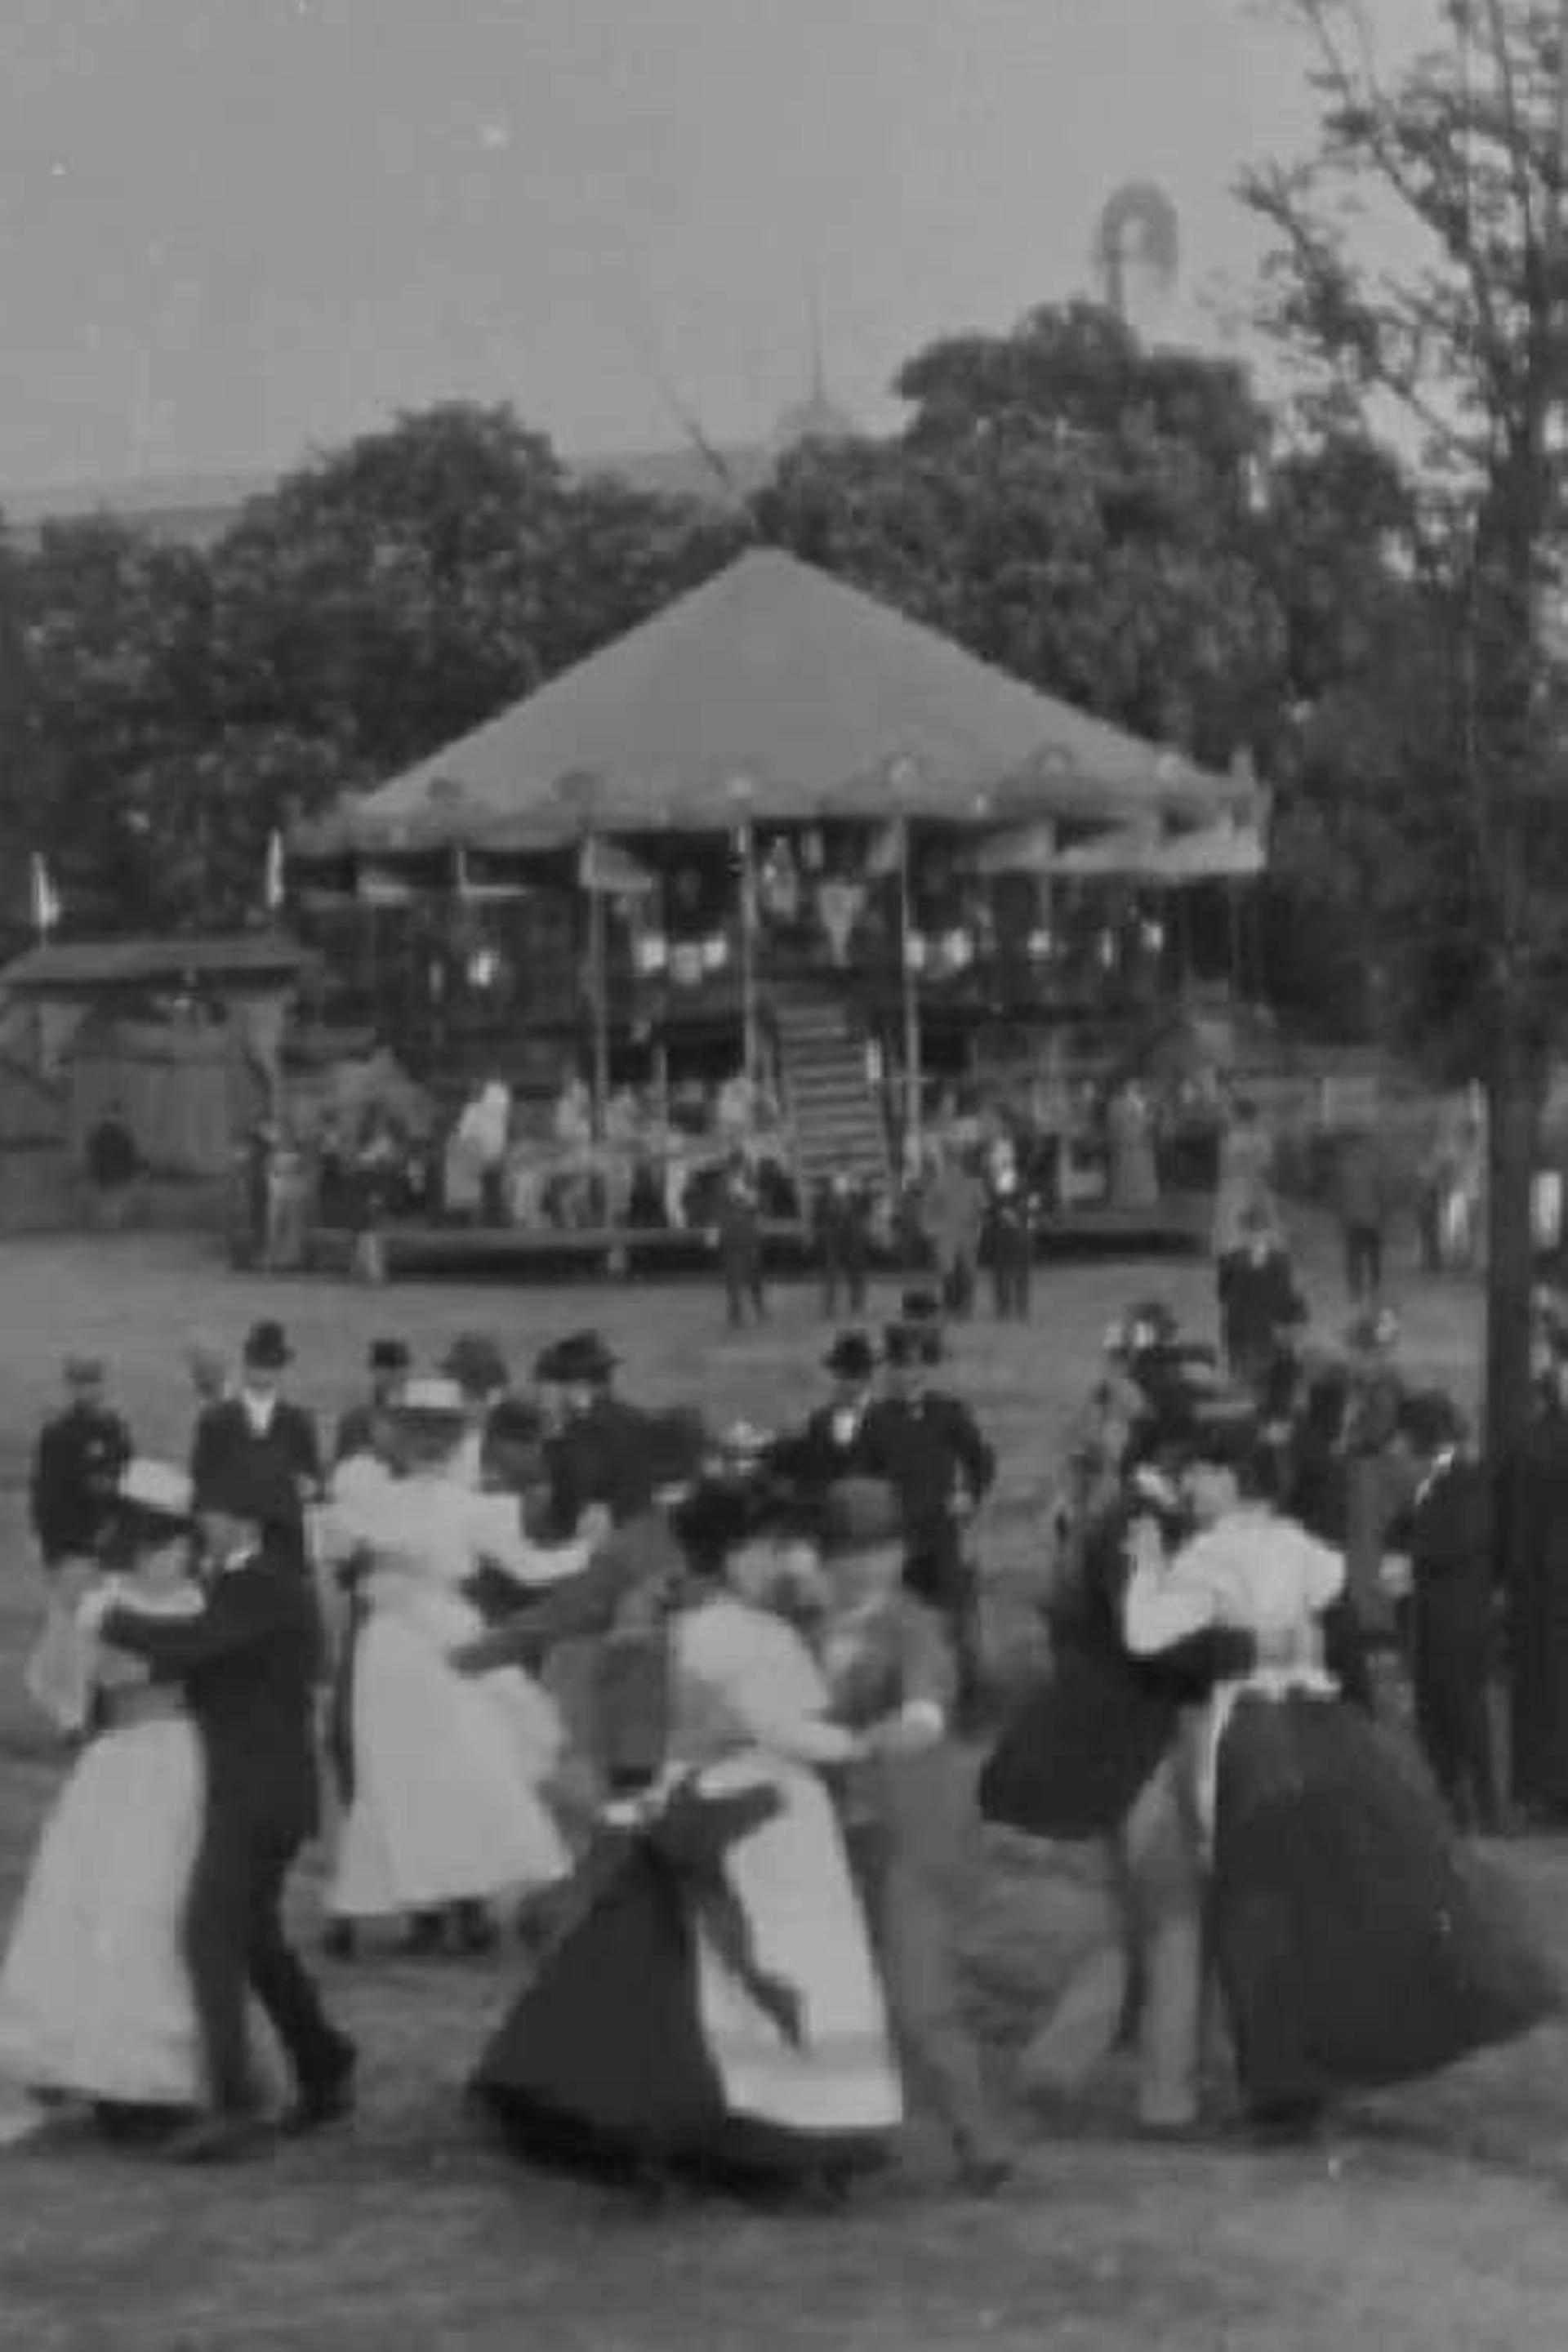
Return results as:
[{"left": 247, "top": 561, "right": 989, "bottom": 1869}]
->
[
  {"left": 0, "top": 931, "right": 316, "bottom": 995},
  {"left": 305, "top": 549, "right": 1253, "bottom": 855}
]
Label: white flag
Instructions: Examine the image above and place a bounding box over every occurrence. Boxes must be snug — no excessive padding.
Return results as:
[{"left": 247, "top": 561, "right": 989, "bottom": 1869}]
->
[
  {"left": 29, "top": 853, "right": 60, "bottom": 937},
  {"left": 864, "top": 817, "right": 906, "bottom": 879}
]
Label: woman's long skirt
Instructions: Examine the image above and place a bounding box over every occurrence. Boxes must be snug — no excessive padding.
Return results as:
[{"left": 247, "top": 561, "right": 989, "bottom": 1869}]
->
[
  {"left": 0, "top": 1717, "right": 205, "bottom": 2108},
  {"left": 1210, "top": 1692, "right": 1561, "bottom": 2113},
  {"left": 332, "top": 1593, "right": 570, "bottom": 1918},
  {"left": 474, "top": 1759, "right": 903, "bottom": 2185}
]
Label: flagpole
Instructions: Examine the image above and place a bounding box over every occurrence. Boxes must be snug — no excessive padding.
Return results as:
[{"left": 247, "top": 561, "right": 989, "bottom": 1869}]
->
[
  {"left": 586, "top": 833, "right": 610, "bottom": 1146},
  {"left": 555, "top": 771, "right": 611, "bottom": 1146}
]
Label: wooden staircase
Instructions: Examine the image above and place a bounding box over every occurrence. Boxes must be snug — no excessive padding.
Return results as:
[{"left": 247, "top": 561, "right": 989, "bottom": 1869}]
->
[{"left": 771, "top": 987, "right": 891, "bottom": 1200}]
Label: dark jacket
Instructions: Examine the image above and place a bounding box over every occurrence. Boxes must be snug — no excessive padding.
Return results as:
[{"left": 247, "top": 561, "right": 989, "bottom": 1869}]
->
[
  {"left": 332, "top": 1402, "right": 382, "bottom": 1468},
  {"left": 29, "top": 1403, "right": 131, "bottom": 1563},
  {"left": 769, "top": 1400, "right": 876, "bottom": 1496},
  {"left": 813, "top": 1181, "right": 871, "bottom": 1254},
  {"left": 1217, "top": 1245, "right": 1305, "bottom": 1368},
  {"left": 453, "top": 1512, "right": 683, "bottom": 1788},
  {"left": 979, "top": 1496, "right": 1254, "bottom": 1842},
  {"left": 100, "top": 1545, "right": 323, "bottom": 1842},
  {"left": 546, "top": 1394, "right": 659, "bottom": 1531},
  {"left": 859, "top": 1390, "right": 996, "bottom": 1567},
  {"left": 190, "top": 1396, "right": 323, "bottom": 1552},
  {"left": 1401, "top": 1454, "right": 1497, "bottom": 1643}
]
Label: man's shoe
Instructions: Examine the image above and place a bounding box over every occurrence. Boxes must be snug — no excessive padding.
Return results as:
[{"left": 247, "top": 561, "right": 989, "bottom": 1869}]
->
[
  {"left": 163, "top": 2114, "right": 273, "bottom": 2166},
  {"left": 279, "top": 2044, "right": 356, "bottom": 2137}
]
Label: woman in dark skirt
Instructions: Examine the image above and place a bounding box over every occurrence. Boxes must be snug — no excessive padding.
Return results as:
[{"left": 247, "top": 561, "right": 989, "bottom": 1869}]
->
[
  {"left": 1123, "top": 1408, "right": 1561, "bottom": 2135},
  {"left": 470, "top": 1480, "right": 902, "bottom": 2194}
]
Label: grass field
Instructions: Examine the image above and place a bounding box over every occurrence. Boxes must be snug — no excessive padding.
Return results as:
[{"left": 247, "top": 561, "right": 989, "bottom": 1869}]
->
[{"left": 4, "top": 1229, "right": 1568, "bottom": 2352}]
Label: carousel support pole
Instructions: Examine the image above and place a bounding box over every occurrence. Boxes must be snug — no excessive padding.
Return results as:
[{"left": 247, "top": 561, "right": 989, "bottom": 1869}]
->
[
  {"left": 1226, "top": 880, "right": 1244, "bottom": 1004},
  {"left": 586, "top": 836, "right": 610, "bottom": 1145},
  {"left": 735, "top": 808, "right": 759, "bottom": 1088},
  {"left": 898, "top": 813, "right": 923, "bottom": 1162}
]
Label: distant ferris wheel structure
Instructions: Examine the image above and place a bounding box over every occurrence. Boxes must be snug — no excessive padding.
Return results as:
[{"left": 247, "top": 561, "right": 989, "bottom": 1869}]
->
[{"left": 1092, "top": 181, "right": 1182, "bottom": 339}]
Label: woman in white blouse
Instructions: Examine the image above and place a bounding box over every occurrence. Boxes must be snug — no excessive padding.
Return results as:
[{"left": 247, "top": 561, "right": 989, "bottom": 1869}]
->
[
  {"left": 1123, "top": 1406, "right": 1559, "bottom": 2137},
  {"left": 314, "top": 1380, "right": 589, "bottom": 1956}
]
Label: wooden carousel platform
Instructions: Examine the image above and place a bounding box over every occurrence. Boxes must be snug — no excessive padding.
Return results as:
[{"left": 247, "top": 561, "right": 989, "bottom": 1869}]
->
[{"left": 302, "top": 1196, "right": 1209, "bottom": 1283}]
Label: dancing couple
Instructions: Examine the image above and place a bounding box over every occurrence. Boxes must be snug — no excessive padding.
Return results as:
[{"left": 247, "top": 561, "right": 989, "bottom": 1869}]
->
[
  {"left": 991, "top": 1387, "right": 1560, "bottom": 2142},
  {"left": 0, "top": 1458, "right": 352, "bottom": 2161},
  {"left": 466, "top": 1469, "right": 1013, "bottom": 2201}
]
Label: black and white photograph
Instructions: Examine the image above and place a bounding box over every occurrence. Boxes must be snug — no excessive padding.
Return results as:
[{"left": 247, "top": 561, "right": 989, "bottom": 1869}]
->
[{"left": 3, "top": 2, "right": 1568, "bottom": 2344}]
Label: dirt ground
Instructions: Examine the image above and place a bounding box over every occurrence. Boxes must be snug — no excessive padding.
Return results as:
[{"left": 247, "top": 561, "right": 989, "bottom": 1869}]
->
[{"left": 2, "top": 1229, "right": 1567, "bottom": 2352}]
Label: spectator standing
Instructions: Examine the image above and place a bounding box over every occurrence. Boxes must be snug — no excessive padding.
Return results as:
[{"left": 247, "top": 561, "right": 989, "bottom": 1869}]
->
[
  {"left": 85, "top": 1101, "right": 139, "bottom": 1231},
  {"left": 1334, "top": 1126, "right": 1392, "bottom": 1306},
  {"left": 714, "top": 1152, "right": 767, "bottom": 1330},
  {"left": 815, "top": 1171, "right": 873, "bottom": 1320}
]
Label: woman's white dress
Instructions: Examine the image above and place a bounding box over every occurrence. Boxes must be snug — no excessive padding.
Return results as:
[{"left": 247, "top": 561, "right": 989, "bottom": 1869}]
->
[
  {"left": 318, "top": 1467, "right": 586, "bottom": 1917},
  {"left": 0, "top": 1594, "right": 205, "bottom": 2112}
]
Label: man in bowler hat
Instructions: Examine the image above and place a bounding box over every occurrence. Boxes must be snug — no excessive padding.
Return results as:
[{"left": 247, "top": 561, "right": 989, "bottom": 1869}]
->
[
  {"left": 861, "top": 1317, "right": 996, "bottom": 1724},
  {"left": 333, "top": 1338, "right": 409, "bottom": 1468},
  {"left": 535, "top": 1330, "right": 656, "bottom": 1534},
  {"left": 771, "top": 1330, "right": 880, "bottom": 1494},
  {"left": 191, "top": 1321, "right": 322, "bottom": 1567}
]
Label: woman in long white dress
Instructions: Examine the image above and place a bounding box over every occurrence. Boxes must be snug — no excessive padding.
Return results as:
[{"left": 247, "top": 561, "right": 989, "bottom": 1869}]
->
[
  {"left": 474, "top": 1478, "right": 904, "bottom": 2196},
  {"left": 0, "top": 1462, "right": 208, "bottom": 2139},
  {"left": 1122, "top": 1407, "right": 1560, "bottom": 2134},
  {"left": 314, "top": 1380, "right": 589, "bottom": 1954}
]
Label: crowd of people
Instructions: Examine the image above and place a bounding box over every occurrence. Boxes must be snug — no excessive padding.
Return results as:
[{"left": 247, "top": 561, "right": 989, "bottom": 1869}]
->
[{"left": 0, "top": 1250, "right": 1562, "bottom": 2195}]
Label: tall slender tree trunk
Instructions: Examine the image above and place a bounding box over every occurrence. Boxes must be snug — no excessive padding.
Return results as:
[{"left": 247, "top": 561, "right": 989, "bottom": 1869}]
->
[{"left": 1486, "top": 991, "right": 1542, "bottom": 1813}]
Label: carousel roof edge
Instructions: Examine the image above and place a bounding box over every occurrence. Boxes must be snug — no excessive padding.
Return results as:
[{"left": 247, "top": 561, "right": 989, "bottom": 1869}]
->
[{"left": 0, "top": 929, "right": 318, "bottom": 993}]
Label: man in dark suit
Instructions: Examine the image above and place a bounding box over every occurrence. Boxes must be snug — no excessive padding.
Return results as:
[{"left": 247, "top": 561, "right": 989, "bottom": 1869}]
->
[
  {"left": 1395, "top": 1390, "right": 1502, "bottom": 1833},
  {"left": 535, "top": 1330, "right": 657, "bottom": 1533},
  {"left": 29, "top": 1355, "right": 132, "bottom": 1576},
  {"left": 85, "top": 1473, "right": 353, "bottom": 2160},
  {"left": 769, "top": 1330, "right": 880, "bottom": 1495},
  {"left": 860, "top": 1316, "right": 996, "bottom": 1723},
  {"left": 190, "top": 1321, "right": 322, "bottom": 1566},
  {"left": 814, "top": 1172, "right": 873, "bottom": 1319},
  {"left": 332, "top": 1337, "right": 408, "bottom": 1467},
  {"left": 1216, "top": 1204, "right": 1307, "bottom": 1394},
  {"left": 714, "top": 1152, "right": 767, "bottom": 1330}
]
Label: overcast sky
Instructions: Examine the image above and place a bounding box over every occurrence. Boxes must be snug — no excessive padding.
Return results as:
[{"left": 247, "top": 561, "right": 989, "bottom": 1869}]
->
[{"left": 0, "top": 0, "right": 1448, "bottom": 490}]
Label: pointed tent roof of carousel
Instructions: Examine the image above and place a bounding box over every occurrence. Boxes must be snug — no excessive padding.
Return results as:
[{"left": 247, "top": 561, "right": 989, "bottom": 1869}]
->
[{"left": 320, "top": 549, "right": 1249, "bottom": 850}]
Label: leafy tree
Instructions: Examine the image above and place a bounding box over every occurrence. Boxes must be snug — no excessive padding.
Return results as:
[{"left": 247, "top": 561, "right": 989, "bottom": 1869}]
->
[
  {"left": 0, "top": 403, "right": 746, "bottom": 933},
  {"left": 755, "top": 301, "right": 1290, "bottom": 770},
  {"left": 1237, "top": 0, "right": 1568, "bottom": 1506},
  {"left": 0, "top": 516, "right": 216, "bottom": 934},
  {"left": 206, "top": 402, "right": 743, "bottom": 779}
]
